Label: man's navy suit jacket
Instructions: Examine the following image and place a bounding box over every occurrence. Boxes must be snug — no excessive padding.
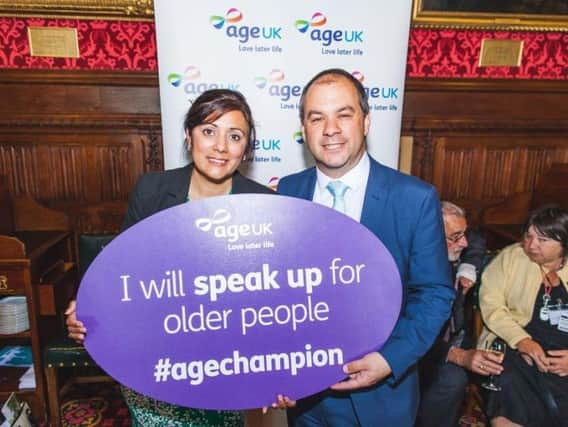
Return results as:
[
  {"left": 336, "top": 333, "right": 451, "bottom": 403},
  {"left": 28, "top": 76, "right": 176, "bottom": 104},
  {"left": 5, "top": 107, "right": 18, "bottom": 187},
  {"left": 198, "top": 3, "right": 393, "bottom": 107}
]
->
[{"left": 278, "top": 157, "right": 454, "bottom": 427}]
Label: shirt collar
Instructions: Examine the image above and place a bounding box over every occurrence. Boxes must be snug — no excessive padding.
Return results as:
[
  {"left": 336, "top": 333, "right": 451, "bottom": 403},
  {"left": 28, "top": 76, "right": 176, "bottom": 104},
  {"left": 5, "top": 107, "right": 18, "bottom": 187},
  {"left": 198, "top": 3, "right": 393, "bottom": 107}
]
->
[{"left": 316, "top": 152, "right": 370, "bottom": 193}]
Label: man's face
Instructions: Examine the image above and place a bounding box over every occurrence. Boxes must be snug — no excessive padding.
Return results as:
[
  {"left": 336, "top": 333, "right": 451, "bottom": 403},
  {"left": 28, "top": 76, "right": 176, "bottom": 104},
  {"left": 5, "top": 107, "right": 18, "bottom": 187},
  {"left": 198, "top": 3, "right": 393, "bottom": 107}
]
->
[
  {"left": 444, "top": 214, "right": 468, "bottom": 262},
  {"left": 301, "top": 76, "right": 370, "bottom": 178}
]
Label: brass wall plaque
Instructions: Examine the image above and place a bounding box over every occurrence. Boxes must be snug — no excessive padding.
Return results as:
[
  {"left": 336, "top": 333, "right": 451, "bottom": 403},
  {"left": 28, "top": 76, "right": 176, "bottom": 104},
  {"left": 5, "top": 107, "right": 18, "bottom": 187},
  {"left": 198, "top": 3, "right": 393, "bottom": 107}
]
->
[
  {"left": 479, "top": 39, "right": 523, "bottom": 67},
  {"left": 28, "top": 27, "right": 79, "bottom": 58}
]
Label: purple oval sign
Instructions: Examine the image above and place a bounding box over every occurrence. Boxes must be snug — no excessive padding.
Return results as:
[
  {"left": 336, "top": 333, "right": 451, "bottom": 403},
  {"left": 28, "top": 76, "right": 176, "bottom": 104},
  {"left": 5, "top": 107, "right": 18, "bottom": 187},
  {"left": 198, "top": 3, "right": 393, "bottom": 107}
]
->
[{"left": 77, "top": 194, "right": 402, "bottom": 410}]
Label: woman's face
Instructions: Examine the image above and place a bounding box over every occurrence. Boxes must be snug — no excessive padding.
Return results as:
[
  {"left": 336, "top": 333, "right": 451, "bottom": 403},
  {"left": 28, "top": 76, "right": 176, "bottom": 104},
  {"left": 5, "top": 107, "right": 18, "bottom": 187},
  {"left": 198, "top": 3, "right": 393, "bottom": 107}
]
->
[
  {"left": 522, "top": 225, "right": 564, "bottom": 266},
  {"left": 187, "top": 110, "right": 249, "bottom": 184}
]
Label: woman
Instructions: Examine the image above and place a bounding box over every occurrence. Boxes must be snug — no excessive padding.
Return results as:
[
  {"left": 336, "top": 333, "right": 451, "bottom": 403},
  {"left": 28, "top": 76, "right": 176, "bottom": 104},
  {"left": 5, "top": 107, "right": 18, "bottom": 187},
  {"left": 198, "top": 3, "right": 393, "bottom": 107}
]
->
[
  {"left": 479, "top": 205, "right": 568, "bottom": 427},
  {"left": 66, "top": 89, "right": 273, "bottom": 426}
]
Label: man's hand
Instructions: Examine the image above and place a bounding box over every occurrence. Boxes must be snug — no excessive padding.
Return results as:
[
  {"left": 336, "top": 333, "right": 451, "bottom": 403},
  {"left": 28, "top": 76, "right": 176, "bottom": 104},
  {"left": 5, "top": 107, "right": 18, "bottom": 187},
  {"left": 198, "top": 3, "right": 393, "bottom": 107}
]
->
[
  {"left": 547, "top": 350, "right": 568, "bottom": 377},
  {"left": 65, "top": 300, "right": 86, "bottom": 343},
  {"left": 448, "top": 347, "right": 503, "bottom": 375},
  {"left": 457, "top": 276, "right": 475, "bottom": 295},
  {"left": 331, "top": 352, "right": 391, "bottom": 391},
  {"left": 517, "top": 338, "right": 549, "bottom": 372},
  {"left": 456, "top": 263, "right": 476, "bottom": 295}
]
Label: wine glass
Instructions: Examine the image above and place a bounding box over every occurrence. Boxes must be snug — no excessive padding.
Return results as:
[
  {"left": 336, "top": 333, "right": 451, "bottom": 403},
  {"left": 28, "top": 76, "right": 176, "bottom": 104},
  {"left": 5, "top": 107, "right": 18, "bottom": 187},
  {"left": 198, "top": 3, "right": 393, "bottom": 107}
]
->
[{"left": 481, "top": 339, "right": 506, "bottom": 391}]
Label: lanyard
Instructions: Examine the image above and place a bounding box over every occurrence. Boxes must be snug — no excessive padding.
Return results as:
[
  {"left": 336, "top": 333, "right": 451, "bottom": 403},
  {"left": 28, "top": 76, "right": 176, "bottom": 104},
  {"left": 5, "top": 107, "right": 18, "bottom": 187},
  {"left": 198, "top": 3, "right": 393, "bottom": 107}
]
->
[{"left": 539, "top": 266, "right": 560, "bottom": 321}]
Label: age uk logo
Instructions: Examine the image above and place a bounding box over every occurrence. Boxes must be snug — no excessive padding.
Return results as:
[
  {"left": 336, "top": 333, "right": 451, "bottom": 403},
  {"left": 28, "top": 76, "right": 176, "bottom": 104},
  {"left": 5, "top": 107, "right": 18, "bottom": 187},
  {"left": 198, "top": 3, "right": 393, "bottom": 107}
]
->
[
  {"left": 167, "top": 66, "right": 200, "bottom": 88},
  {"left": 254, "top": 69, "right": 284, "bottom": 89},
  {"left": 351, "top": 71, "right": 399, "bottom": 100},
  {"left": 195, "top": 209, "right": 272, "bottom": 243},
  {"left": 294, "top": 12, "right": 326, "bottom": 33},
  {"left": 210, "top": 8, "right": 282, "bottom": 44},
  {"left": 254, "top": 69, "right": 302, "bottom": 102},
  {"left": 210, "top": 7, "right": 243, "bottom": 29},
  {"left": 295, "top": 12, "right": 363, "bottom": 47},
  {"left": 166, "top": 66, "right": 240, "bottom": 95}
]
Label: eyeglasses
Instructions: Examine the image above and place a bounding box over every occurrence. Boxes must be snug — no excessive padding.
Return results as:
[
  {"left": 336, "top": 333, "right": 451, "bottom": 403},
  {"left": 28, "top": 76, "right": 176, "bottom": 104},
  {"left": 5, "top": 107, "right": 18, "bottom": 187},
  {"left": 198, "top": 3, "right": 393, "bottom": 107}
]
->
[{"left": 446, "top": 232, "right": 466, "bottom": 244}]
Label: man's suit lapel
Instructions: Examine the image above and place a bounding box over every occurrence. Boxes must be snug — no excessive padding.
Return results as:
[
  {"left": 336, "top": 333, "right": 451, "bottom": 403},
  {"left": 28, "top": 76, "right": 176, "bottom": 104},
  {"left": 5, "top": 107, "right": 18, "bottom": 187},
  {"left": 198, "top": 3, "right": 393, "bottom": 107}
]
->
[
  {"left": 360, "top": 159, "right": 389, "bottom": 232},
  {"left": 295, "top": 168, "right": 317, "bottom": 201}
]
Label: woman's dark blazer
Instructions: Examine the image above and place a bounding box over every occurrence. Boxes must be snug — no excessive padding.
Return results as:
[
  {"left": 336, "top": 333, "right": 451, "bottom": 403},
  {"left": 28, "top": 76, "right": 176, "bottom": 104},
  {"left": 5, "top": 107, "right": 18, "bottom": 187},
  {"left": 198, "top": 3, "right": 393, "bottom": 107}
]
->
[{"left": 122, "top": 164, "right": 274, "bottom": 230}]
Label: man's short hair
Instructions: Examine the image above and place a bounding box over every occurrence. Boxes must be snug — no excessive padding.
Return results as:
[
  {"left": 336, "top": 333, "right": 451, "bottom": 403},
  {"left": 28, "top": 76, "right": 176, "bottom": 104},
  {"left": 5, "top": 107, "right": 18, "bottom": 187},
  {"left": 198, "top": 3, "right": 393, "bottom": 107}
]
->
[
  {"left": 441, "top": 201, "right": 466, "bottom": 218},
  {"left": 298, "top": 68, "right": 370, "bottom": 123}
]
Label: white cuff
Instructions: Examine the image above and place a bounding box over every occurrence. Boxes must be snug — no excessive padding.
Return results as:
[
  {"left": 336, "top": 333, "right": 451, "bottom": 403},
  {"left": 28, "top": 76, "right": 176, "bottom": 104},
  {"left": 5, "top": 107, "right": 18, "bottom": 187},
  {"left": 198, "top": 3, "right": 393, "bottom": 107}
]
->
[{"left": 456, "top": 263, "right": 477, "bottom": 283}]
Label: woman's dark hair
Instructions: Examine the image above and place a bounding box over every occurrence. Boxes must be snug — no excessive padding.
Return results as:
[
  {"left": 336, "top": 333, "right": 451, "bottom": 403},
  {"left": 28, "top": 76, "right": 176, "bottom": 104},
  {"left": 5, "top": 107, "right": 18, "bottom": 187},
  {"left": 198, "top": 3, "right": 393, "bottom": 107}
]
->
[
  {"left": 184, "top": 89, "right": 255, "bottom": 152},
  {"left": 298, "top": 68, "right": 369, "bottom": 123},
  {"left": 523, "top": 204, "right": 568, "bottom": 255}
]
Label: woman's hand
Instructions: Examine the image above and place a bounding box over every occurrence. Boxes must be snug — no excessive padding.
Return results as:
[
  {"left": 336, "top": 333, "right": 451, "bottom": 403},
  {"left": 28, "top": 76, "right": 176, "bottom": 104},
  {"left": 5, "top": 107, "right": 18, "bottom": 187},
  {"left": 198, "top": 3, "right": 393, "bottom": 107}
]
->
[
  {"left": 262, "top": 394, "right": 296, "bottom": 414},
  {"left": 65, "top": 300, "right": 86, "bottom": 343},
  {"left": 450, "top": 347, "right": 504, "bottom": 376},
  {"left": 547, "top": 350, "right": 568, "bottom": 377},
  {"left": 517, "top": 338, "right": 549, "bottom": 372}
]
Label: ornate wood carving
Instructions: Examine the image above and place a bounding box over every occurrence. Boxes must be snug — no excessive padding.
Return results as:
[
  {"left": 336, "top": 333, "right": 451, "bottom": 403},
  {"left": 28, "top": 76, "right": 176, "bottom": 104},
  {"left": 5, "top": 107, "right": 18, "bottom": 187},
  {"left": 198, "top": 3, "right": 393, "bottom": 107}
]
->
[
  {"left": 144, "top": 126, "right": 162, "bottom": 172},
  {"left": 413, "top": 135, "right": 568, "bottom": 223},
  {"left": 403, "top": 78, "right": 568, "bottom": 224},
  {"left": 2, "top": 71, "right": 567, "bottom": 232},
  {"left": 0, "top": 70, "right": 161, "bottom": 233}
]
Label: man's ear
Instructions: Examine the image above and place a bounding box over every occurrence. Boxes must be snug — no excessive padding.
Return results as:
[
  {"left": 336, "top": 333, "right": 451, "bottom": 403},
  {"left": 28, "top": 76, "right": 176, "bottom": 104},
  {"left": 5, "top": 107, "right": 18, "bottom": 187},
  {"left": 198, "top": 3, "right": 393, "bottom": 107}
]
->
[{"left": 363, "top": 114, "right": 371, "bottom": 137}]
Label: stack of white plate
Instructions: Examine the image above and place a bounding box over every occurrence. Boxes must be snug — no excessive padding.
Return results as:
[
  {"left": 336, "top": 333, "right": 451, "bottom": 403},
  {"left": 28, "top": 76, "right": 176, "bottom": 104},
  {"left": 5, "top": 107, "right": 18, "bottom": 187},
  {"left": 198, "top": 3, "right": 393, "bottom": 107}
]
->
[{"left": 0, "top": 297, "right": 29, "bottom": 335}]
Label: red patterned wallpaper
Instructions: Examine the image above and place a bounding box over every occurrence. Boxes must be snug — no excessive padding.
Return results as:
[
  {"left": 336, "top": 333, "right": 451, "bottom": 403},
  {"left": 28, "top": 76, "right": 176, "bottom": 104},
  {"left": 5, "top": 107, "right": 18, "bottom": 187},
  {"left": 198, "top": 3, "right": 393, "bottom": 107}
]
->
[
  {"left": 408, "top": 28, "right": 568, "bottom": 79},
  {"left": 0, "top": 17, "right": 567, "bottom": 79},
  {"left": 0, "top": 18, "right": 156, "bottom": 71}
]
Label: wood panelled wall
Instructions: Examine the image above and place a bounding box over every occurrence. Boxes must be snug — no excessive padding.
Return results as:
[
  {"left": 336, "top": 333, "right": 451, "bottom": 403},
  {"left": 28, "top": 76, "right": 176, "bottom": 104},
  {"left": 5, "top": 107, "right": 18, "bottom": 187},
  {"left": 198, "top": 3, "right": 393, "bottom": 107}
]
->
[
  {"left": 1, "top": 71, "right": 567, "bottom": 232},
  {"left": 402, "top": 79, "right": 568, "bottom": 225},
  {"left": 0, "top": 70, "right": 162, "bottom": 233}
]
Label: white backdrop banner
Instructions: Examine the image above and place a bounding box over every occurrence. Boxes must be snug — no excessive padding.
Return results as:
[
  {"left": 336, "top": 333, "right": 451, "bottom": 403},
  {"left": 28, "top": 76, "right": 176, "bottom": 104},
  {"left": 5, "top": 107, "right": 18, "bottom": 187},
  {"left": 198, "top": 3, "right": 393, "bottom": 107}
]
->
[{"left": 154, "top": 0, "right": 413, "bottom": 187}]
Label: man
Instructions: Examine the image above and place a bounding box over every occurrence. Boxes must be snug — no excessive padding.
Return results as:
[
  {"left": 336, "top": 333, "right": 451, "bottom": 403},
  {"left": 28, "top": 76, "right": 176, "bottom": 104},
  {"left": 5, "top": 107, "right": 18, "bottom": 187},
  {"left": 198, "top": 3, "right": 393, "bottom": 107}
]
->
[
  {"left": 277, "top": 68, "right": 454, "bottom": 426},
  {"left": 415, "top": 201, "right": 502, "bottom": 427}
]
